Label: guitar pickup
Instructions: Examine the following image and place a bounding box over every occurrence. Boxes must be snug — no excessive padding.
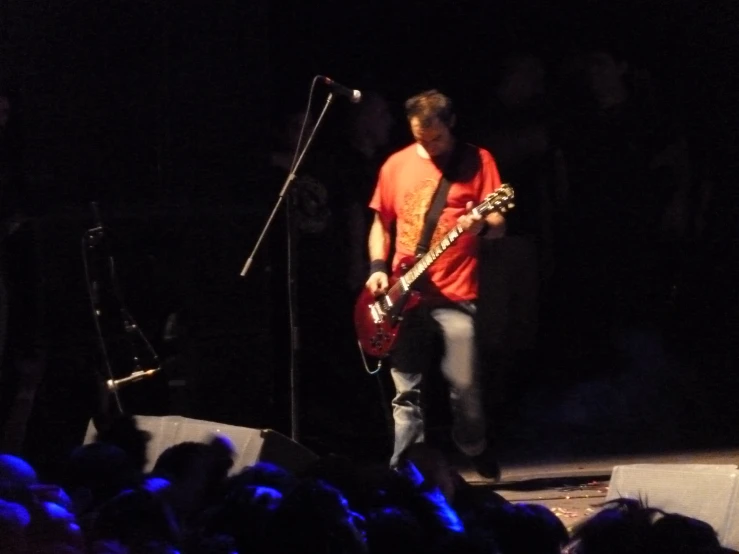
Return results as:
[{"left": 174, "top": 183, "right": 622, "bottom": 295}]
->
[{"left": 370, "top": 303, "right": 385, "bottom": 324}]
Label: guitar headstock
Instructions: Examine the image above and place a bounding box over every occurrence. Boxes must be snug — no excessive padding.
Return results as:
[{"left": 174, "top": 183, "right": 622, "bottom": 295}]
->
[{"left": 479, "top": 183, "right": 515, "bottom": 216}]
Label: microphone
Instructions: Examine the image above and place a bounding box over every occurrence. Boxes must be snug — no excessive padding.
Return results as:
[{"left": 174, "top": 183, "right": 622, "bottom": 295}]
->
[{"left": 317, "top": 76, "right": 362, "bottom": 103}]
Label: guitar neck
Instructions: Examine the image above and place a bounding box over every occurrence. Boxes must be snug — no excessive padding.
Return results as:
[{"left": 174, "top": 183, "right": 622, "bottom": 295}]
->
[{"left": 402, "top": 223, "right": 465, "bottom": 289}]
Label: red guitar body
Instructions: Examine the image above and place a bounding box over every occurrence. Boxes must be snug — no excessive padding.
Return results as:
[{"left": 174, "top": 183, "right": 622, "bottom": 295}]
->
[{"left": 353, "top": 256, "right": 421, "bottom": 359}]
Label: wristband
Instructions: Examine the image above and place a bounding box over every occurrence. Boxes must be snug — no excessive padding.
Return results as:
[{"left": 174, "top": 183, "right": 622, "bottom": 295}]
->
[{"left": 369, "top": 259, "right": 388, "bottom": 275}]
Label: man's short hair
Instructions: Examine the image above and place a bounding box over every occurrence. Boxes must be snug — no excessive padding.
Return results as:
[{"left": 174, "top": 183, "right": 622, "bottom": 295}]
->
[{"left": 404, "top": 89, "right": 454, "bottom": 127}]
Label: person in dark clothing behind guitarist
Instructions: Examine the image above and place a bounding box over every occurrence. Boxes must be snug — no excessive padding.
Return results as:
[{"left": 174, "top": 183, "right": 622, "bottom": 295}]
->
[
  {"left": 0, "top": 86, "right": 44, "bottom": 453},
  {"left": 265, "top": 95, "right": 394, "bottom": 447},
  {"left": 474, "top": 53, "right": 563, "bottom": 422},
  {"left": 331, "top": 90, "right": 396, "bottom": 294},
  {"left": 553, "top": 44, "right": 691, "bottom": 379}
]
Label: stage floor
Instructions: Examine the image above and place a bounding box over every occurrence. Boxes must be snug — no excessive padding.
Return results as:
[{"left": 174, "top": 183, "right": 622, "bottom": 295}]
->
[{"left": 458, "top": 447, "right": 739, "bottom": 530}]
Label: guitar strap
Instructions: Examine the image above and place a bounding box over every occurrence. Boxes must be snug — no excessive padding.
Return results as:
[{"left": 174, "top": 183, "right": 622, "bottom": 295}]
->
[{"left": 415, "top": 141, "right": 465, "bottom": 257}]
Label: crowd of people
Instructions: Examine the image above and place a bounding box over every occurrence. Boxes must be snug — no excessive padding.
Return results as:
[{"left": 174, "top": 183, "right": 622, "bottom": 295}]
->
[{"left": 0, "top": 414, "right": 735, "bottom": 553}]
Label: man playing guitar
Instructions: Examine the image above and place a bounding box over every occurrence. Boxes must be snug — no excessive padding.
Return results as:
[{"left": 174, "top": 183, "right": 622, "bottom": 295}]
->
[{"left": 364, "top": 89, "right": 506, "bottom": 479}]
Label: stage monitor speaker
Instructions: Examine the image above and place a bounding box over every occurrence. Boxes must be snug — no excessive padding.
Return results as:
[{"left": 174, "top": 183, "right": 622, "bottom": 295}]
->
[
  {"left": 606, "top": 463, "right": 739, "bottom": 551},
  {"left": 84, "top": 415, "right": 318, "bottom": 475}
]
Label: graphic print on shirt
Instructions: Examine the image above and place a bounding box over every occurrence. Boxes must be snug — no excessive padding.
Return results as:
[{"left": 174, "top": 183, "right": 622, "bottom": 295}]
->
[{"left": 396, "top": 177, "right": 455, "bottom": 254}]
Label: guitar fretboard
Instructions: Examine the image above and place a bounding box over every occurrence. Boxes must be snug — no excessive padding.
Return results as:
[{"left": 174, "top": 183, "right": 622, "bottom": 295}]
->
[{"left": 403, "top": 224, "right": 464, "bottom": 287}]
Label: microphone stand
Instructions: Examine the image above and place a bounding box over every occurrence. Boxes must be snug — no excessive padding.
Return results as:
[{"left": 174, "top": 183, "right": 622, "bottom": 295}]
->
[
  {"left": 240, "top": 91, "right": 336, "bottom": 443},
  {"left": 84, "top": 203, "right": 162, "bottom": 413},
  {"left": 83, "top": 222, "right": 124, "bottom": 414}
]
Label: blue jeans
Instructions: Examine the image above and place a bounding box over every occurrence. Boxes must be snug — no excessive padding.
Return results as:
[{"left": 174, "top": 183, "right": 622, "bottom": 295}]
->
[{"left": 389, "top": 301, "right": 487, "bottom": 467}]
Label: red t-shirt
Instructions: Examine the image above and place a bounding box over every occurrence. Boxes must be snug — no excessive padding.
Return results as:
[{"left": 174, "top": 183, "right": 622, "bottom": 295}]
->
[{"left": 369, "top": 142, "right": 502, "bottom": 302}]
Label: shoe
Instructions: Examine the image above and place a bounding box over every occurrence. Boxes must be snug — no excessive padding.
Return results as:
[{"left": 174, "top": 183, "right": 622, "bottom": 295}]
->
[{"left": 470, "top": 448, "right": 501, "bottom": 481}]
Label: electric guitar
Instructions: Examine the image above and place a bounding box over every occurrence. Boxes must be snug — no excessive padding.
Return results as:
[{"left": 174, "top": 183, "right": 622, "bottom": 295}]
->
[{"left": 354, "top": 184, "right": 515, "bottom": 359}]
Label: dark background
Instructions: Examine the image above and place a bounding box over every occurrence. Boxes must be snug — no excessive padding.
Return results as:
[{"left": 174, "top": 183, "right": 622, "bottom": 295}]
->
[{"left": 1, "top": 0, "right": 737, "bottom": 472}]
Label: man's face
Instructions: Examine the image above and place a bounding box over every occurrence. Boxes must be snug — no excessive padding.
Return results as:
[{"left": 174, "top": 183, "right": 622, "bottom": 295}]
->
[{"left": 410, "top": 115, "right": 454, "bottom": 159}]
